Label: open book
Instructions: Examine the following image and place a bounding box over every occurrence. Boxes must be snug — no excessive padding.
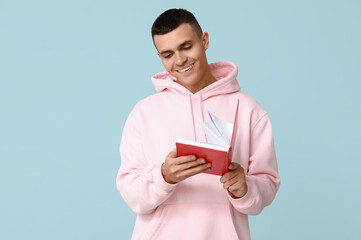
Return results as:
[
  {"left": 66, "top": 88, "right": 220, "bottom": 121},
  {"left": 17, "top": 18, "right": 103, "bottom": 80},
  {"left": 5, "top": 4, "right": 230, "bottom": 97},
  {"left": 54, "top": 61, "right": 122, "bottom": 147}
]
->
[{"left": 176, "top": 100, "right": 239, "bottom": 176}]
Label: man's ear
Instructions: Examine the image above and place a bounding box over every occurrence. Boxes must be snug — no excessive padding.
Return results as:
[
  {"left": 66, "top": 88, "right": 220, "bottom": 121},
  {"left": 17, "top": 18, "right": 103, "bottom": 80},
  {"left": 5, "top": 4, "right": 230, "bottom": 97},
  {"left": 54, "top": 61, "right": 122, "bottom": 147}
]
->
[{"left": 202, "top": 32, "right": 209, "bottom": 50}]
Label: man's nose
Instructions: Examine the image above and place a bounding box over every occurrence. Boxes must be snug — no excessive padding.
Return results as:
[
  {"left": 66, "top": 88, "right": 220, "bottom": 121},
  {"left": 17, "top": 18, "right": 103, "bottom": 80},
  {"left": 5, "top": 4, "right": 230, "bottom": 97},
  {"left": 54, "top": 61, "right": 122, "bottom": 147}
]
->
[{"left": 175, "top": 52, "right": 187, "bottom": 66}]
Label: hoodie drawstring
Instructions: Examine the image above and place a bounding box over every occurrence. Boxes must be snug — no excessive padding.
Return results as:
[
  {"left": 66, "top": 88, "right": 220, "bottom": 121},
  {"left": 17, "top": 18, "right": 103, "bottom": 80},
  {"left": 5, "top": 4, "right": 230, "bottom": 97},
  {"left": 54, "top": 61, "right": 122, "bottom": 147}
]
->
[
  {"left": 188, "top": 94, "right": 197, "bottom": 141},
  {"left": 198, "top": 95, "right": 207, "bottom": 142},
  {"left": 189, "top": 94, "right": 205, "bottom": 142}
]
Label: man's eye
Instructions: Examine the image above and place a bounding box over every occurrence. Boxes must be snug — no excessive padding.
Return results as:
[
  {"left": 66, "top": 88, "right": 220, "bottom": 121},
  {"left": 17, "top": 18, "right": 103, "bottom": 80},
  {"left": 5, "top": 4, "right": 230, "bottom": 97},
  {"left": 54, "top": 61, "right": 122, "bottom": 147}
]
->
[
  {"left": 164, "top": 54, "right": 172, "bottom": 58},
  {"left": 183, "top": 46, "right": 192, "bottom": 50}
]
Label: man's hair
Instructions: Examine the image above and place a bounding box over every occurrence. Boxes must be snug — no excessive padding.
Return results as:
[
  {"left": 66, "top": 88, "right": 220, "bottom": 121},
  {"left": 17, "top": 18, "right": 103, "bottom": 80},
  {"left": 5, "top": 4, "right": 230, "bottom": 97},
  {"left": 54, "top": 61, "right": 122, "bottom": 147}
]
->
[{"left": 151, "top": 8, "right": 203, "bottom": 41}]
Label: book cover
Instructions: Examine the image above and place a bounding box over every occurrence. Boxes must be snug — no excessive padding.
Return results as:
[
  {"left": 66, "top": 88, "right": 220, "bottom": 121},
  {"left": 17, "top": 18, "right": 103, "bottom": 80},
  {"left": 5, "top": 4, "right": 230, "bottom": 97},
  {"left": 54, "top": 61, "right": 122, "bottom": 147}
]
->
[{"left": 176, "top": 100, "right": 239, "bottom": 176}]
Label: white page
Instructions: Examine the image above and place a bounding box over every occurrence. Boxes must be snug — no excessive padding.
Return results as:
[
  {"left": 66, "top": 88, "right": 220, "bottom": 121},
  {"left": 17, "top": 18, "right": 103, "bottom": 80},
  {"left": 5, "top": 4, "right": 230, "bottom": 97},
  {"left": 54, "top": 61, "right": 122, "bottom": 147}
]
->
[
  {"left": 208, "top": 111, "right": 234, "bottom": 145},
  {"left": 194, "top": 113, "right": 229, "bottom": 147},
  {"left": 207, "top": 110, "right": 226, "bottom": 142},
  {"left": 176, "top": 138, "right": 229, "bottom": 152},
  {"left": 204, "top": 122, "right": 226, "bottom": 146}
]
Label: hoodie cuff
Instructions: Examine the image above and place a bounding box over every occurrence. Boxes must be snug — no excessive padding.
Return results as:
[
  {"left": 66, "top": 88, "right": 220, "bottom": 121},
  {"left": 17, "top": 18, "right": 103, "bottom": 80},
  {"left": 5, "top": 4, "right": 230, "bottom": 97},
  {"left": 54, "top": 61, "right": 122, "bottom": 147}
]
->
[
  {"left": 152, "top": 163, "right": 177, "bottom": 193},
  {"left": 227, "top": 178, "right": 255, "bottom": 209}
]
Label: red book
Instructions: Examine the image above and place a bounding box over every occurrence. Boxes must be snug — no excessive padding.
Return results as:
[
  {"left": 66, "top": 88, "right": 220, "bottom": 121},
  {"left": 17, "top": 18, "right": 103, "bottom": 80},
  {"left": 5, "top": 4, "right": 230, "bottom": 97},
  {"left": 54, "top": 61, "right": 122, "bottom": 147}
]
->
[{"left": 176, "top": 100, "right": 239, "bottom": 176}]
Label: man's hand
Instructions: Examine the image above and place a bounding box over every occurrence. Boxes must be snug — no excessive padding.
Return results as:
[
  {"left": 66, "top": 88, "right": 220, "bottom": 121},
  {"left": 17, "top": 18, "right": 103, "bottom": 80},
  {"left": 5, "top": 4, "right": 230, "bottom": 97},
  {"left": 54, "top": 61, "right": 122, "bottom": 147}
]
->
[
  {"left": 161, "top": 149, "right": 211, "bottom": 184},
  {"left": 220, "top": 162, "right": 248, "bottom": 199}
]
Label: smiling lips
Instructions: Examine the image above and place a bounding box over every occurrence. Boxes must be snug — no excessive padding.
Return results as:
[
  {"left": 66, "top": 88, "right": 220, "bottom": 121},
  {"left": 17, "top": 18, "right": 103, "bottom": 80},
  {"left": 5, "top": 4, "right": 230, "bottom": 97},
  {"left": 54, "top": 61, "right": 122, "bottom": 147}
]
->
[{"left": 176, "top": 63, "right": 194, "bottom": 73}]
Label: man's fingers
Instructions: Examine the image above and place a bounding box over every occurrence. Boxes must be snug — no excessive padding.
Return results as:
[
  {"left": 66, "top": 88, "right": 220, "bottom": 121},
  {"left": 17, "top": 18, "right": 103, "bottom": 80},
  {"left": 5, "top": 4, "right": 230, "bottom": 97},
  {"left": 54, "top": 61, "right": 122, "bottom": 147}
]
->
[
  {"left": 167, "top": 151, "right": 198, "bottom": 165},
  {"left": 167, "top": 149, "right": 177, "bottom": 158},
  {"left": 164, "top": 150, "right": 212, "bottom": 183},
  {"left": 220, "top": 163, "right": 238, "bottom": 183},
  {"left": 178, "top": 163, "right": 211, "bottom": 179},
  {"left": 222, "top": 176, "right": 239, "bottom": 189},
  {"left": 173, "top": 158, "right": 208, "bottom": 173},
  {"left": 181, "top": 158, "right": 206, "bottom": 170},
  {"left": 173, "top": 155, "right": 198, "bottom": 164},
  {"left": 228, "top": 181, "right": 243, "bottom": 192},
  {"left": 228, "top": 162, "right": 239, "bottom": 170},
  {"left": 220, "top": 170, "right": 238, "bottom": 183}
]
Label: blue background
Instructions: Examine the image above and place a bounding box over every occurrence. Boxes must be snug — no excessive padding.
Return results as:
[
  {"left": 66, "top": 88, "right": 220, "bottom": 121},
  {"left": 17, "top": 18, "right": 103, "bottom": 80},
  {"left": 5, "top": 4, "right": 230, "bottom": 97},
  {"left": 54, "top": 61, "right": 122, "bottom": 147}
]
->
[{"left": 1, "top": 0, "right": 360, "bottom": 239}]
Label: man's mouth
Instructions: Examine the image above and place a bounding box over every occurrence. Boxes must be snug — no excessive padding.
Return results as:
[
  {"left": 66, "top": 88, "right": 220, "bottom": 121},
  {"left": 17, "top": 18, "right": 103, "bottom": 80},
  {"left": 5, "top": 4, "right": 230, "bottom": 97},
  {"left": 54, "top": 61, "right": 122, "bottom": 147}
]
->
[{"left": 176, "top": 63, "right": 194, "bottom": 73}]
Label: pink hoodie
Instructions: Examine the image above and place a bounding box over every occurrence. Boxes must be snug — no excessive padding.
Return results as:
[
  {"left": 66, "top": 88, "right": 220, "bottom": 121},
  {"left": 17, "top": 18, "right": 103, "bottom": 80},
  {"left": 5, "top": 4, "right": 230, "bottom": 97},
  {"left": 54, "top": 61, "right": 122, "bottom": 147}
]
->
[{"left": 117, "top": 61, "right": 280, "bottom": 240}]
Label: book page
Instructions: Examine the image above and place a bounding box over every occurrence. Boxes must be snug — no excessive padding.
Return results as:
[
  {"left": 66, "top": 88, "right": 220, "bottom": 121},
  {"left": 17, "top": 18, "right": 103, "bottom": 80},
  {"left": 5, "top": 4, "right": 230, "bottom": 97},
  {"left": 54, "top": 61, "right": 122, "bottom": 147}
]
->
[
  {"left": 208, "top": 110, "right": 233, "bottom": 145},
  {"left": 204, "top": 122, "right": 228, "bottom": 146},
  {"left": 194, "top": 113, "right": 229, "bottom": 147},
  {"left": 207, "top": 110, "right": 226, "bottom": 142},
  {"left": 176, "top": 138, "right": 229, "bottom": 152}
]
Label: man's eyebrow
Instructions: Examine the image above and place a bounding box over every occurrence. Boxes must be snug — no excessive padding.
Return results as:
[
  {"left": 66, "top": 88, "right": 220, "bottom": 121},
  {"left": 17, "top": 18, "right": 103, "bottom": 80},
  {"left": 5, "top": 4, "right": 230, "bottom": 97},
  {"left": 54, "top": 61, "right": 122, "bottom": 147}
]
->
[{"left": 158, "top": 40, "right": 193, "bottom": 55}]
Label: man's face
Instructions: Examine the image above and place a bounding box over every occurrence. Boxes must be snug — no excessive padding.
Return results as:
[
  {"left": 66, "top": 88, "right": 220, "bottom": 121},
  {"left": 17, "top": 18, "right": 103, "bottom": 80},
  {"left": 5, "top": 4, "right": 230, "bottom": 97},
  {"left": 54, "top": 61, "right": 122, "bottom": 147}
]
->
[{"left": 154, "top": 23, "right": 210, "bottom": 92}]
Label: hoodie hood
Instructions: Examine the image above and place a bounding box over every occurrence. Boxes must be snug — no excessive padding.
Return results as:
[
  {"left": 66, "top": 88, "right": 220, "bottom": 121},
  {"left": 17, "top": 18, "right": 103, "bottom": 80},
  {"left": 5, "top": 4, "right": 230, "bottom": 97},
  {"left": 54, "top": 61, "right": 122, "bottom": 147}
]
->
[{"left": 152, "top": 61, "right": 241, "bottom": 101}]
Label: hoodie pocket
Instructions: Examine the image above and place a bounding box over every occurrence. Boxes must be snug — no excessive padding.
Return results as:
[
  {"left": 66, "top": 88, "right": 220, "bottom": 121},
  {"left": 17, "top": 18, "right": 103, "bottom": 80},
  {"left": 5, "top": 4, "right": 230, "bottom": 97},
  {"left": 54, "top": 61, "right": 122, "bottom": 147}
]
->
[{"left": 144, "top": 203, "right": 239, "bottom": 240}]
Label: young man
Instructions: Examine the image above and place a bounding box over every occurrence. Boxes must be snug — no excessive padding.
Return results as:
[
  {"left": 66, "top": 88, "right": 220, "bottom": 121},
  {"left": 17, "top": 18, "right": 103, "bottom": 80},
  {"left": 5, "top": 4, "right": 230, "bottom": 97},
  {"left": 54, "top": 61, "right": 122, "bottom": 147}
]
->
[{"left": 117, "top": 9, "right": 280, "bottom": 240}]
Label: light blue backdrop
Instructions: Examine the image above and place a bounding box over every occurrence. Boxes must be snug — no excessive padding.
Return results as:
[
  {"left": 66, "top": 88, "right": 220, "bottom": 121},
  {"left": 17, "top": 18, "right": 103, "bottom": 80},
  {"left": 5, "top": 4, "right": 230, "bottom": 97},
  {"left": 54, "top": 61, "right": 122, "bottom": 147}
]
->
[{"left": 1, "top": 0, "right": 360, "bottom": 239}]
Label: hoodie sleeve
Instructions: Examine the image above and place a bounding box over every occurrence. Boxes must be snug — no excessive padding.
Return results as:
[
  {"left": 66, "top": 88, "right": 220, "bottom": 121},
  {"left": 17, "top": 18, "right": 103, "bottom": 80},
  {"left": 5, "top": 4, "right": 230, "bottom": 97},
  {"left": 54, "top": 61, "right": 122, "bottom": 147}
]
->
[
  {"left": 116, "top": 106, "right": 177, "bottom": 214},
  {"left": 228, "top": 113, "right": 280, "bottom": 215}
]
